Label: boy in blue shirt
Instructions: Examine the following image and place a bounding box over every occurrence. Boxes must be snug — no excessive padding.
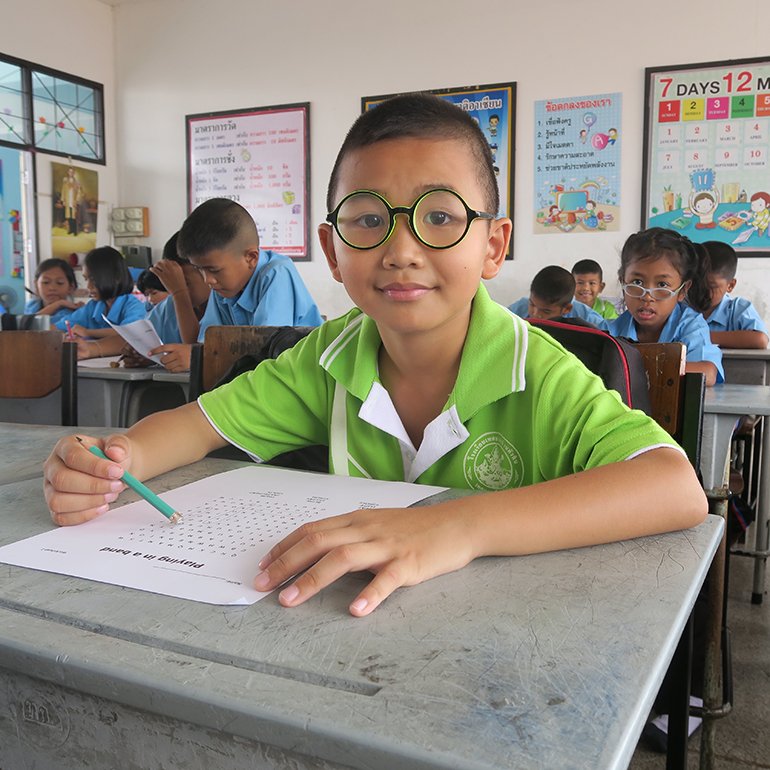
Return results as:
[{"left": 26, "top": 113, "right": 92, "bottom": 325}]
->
[
  {"left": 44, "top": 94, "right": 706, "bottom": 617},
  {"left": 178, "top": 198, "right": 323, "bottom": 342},
  {"left": 571, "top": 259, "right": 618, "bottom": 320},
  {"left": 702, "top": 241, "right": 768, "bottom": 349},
  {"left": 509, "top": 265, "right": 610, "bottom": 330}
]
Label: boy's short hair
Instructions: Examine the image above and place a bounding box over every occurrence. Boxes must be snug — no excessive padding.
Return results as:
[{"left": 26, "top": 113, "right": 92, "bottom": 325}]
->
[
  {"left": 177, "top": 199, "right": 258, "bottom": 260},
  {"left": 702, "top": 240, "right": 738, "bottom": 281},
  {"left": 136, "top": 268, "right": 165, "bottom": 295},
  {"left": 531, "top": 265, "right": 575, "bottom": 307},
  {"left": 572, "top": 259, "right": 603, "bottom": 280},
  {"left": 161, "top": 230, "right": 192, "bottom": 265},
  {"left": 326, "top": 93, "right": 499, "bottom": 215},
  {"left": 84, "top": 246, "right": 134, "bottom": 301}
]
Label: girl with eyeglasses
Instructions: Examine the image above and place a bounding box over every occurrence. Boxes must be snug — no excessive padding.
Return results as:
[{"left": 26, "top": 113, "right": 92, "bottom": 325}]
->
[{"left": 606, "top": 227, "right": 724, "bottom": 385}]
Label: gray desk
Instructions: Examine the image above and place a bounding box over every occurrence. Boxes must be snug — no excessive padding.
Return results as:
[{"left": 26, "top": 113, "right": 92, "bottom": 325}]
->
[
  {"left": 0, "top": 458, "right": 722, "bottom": 770},
  {"left": 0, "top": 422, "right": 127, "bottom": 485},
  {"left": 720, "top": 347, "right": 770, "bottom": 386},
  {"left": 0, "top": 363, "right": 187, "bottom": 428},
  {"left": 703, "top": 383, "right": 770, "bottom": 602}
]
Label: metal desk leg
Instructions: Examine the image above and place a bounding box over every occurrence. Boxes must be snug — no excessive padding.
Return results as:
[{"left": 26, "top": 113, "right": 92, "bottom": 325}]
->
[
  {"left": 753, "top": 418, "right": 770, "bottom": 603},
  {"left": 667, "top": 614, "right": 693, "bottom": 770}
]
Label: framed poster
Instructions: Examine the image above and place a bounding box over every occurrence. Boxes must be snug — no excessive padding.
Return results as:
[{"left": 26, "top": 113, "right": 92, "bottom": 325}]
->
[
  {"left": 362, "top": 82, "right": 516, "bottom": 258},
  {"left": 187, "top": 103, "right": 310, "bottom": 260},
  {"left": 534, "top": 93, "right": 621, "bottom": 235},
  {"left": 643, "top": 57, "right": 770, "bottom": 257}
]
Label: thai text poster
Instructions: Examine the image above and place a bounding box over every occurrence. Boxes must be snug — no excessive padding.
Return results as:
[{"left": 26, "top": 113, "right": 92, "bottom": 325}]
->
[
  {"left": 187, "top": 104, "right": 310, "bottom": 260},
  {"left": 534, "top": 93, "right": 621, "bottom": 235},
  {"left": 644, "top": 59, "right": 770, "bottom": 253}
]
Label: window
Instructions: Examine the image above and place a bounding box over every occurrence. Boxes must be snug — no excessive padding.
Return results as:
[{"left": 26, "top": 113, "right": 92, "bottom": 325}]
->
[{"left": 0, "top": 53, "right": 104, "bottom": 164}]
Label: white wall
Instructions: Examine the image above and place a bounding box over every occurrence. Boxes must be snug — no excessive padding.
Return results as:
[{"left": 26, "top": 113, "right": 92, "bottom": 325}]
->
[
  {"left": 0, "top": 0, "right": 119, "bottom": 261},
  {"left": 7, "top": 0, "right": 770, "bottom": 319}
]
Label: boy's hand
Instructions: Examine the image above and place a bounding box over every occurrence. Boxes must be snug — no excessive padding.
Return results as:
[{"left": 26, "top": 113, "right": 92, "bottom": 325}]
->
[
  {"left": 147, "top": 343, "right": 192, "bottom": 372},
  {"left": 151, "top": 259, "right": 187, "bottom": 295},
  {"left": 121, "top": 341, "right": 153, "bottom": 368},
  {"left": 44, "top": 434, "right": 132, "bottom": 526},
  {"left": 253, "top": 504, "right": 477, "bottom": 616},
  {"left": 70, "top": 324, "right": 89, "bottom": 338}
]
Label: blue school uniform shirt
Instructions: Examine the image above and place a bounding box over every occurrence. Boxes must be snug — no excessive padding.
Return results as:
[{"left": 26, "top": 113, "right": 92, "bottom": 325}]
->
[
  {"left": 508, "top": 296, "right": 610, "bottom": 331},
  {"left": 706, "top": 294, "right": 767, "bottom": 334},
  {"left": 607, "top": 303, "right": 725, "bottom": 382},
  {"left": 147, "top": 296, "right": 182, "bottom": 344},
  {"left": 24, "top": 297, "right": 79, "bottom": 327},
  {"left": 53, "top": 293, "right": 146, "bottom": 331},
  {"left": 197, "top": 249, "right": 323, "bottom": 342}
]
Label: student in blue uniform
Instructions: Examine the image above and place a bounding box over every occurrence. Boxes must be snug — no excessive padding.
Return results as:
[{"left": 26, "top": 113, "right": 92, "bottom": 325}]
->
[
  {"left": 135, "top": 268, "right": 168, "bottom": 309},
  {"left": 54, "top": 246, "right": 146, "bottom": 360},
  {"left": 606, "top": 228, "right": 724, "bottom": 385},
  {"left": 174, "top": 199, "right": 323, "bottom": 345},
  {"left": 122, "top": 232, "right": 212, "bottom": 372},
  {"left": 44, "top": 94, "right": 706, "bottom": 618},
  {"left": 508, "top": 265, "right": 609, "bottom": 329},
  {"left": 701, "top": 240, "right": 768, "bottom": 349},
  {"left": 25, "top": 258, "right": 84, "bottom": 326}
]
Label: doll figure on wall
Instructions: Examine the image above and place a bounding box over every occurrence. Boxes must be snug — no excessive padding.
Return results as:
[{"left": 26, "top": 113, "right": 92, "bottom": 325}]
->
[{"left": 689, "top": 169, "right": 719, "bottom": 230}]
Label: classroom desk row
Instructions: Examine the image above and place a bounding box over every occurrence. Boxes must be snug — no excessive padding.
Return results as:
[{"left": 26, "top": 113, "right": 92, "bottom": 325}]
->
[
  {"left": 0, "top": 359, "right": 190, "bottom": 428},
  {"left": 0, "top": 425, "right": 723, "bottom": 770}
]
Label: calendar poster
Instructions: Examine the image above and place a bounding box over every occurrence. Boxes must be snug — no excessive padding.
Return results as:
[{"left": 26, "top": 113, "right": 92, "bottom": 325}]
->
[
  {"left": 363, "top": 83, "right": 516, "bottom": 258},
  {"left": 533, "top": 93, "right": 622, "bottom": 235},
  {"left": 187, "top": 103, "right": 310, "bottom": 260},
  {"left": 643, "top": 57, "right": 770, "bottom": 256}
]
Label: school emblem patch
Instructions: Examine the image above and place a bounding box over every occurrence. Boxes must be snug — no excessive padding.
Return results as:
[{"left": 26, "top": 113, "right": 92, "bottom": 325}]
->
[{"left": 463, "top": 432, "right": 523, "bottom": 490}]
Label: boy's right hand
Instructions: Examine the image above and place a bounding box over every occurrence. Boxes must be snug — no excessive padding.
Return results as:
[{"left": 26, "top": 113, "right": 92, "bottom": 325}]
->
[{"left": 44, "top": 434, "right": 132, "bottom": 527}]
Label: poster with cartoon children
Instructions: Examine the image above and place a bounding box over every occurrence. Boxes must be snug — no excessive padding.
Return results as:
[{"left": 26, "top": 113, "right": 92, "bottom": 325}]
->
[
  {"left": 534, "top": 92, "right": 622, "bottom": 235},
  {"left": 644, "top": 57, "right": 770, "bottom": 253}
]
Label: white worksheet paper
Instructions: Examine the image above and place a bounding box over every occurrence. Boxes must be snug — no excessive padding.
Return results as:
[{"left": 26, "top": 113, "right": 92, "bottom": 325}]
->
[
  {"left": 103, "top": 315, "right": 165, "bottom": 364},
  {"left": 0, "top": 466, "right": 447, "bottom": 605}
]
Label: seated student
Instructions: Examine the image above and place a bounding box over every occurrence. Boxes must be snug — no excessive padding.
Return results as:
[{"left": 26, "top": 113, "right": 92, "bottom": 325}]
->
[
  {"left": 180, "top": 198, "right": 323, "bottom": 346},
  {"left": 123, "top": 232, "right": 212, "bottom": 373},
  {"left": 606, "top": 228, "right": 724, "bottom": 386},
  {"left": 44, "top": 94, "right": 706, "bottom": 618},
  {"left": 571, "top": 258, "right": 618, "bottom": 319},
  {"left": 24, "top": 258, "right": 85, "bottom": 326},
  {"left": 54, "top": 246, "right": 146, "bottom": 360},
  {"left": 136, "top": 268, "right": 169, "bottom": 309},
  {"left": 508, "top": 265, "right": 610, "bottom": 330},
  {"left": 701, "top": 240, "right": 768, "bottom": 349}
]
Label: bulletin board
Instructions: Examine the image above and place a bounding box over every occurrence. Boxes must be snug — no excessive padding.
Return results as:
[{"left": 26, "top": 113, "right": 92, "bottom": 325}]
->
[
  {"left": 362, "top": 82, "right": 516, "bottom": 258},
  {"left": 186, "top": 103, "right": 311, "bottom": 260},
  {"left": 642, "top": 57, "right": 770, "bottom": 257}
]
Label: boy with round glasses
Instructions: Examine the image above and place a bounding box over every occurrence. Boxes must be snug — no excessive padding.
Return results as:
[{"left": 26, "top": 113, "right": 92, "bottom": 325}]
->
[{"left": 43, "top": 95, "right": 706, "bottom": 617}]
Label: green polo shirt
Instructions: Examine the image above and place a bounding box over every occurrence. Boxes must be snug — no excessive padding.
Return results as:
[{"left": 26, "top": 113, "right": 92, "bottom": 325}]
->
[
  {"left": 592, "top": 297, "right": 619, "bottom": 319},
  {"left": 199, "top": 286, "right": 678, "bottom": 491}
]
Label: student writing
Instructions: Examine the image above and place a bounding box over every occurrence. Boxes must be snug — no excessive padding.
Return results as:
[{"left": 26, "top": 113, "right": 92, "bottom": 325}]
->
[
  {"left": 701, "top": 240, "right": 768, "bottom": 349},
  {"left": 571, "top": 258, "right": 618, "bottom": 319},
  {"left": 24, "top": 258, "right": 84, "bottom": 326},
  {"left": 44, "top": 94, "right": 706, "bottom": 617},
  {"left": 508, "top": 265, "right": 609, "bottom": 329},
  {"left": 606, "top": 228, "right": 724, "bottom": 385},
  {"left": 54, "top": 246, "right": 146, "bottom": 360}
]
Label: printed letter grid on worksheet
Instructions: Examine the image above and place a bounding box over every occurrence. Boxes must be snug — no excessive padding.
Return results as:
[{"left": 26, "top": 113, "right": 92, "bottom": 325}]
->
[{"left": 0, "top": 466, "right": 446, "bottom": 605}]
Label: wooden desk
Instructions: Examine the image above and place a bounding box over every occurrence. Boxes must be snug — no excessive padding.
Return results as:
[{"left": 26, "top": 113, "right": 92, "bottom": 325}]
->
[
  {"left": 0, "top": 363, "right": 186, "bottom": 428},
  {"left": 703, "top": 383, "right": 770, "bottom": 603},
  {"left": 0, "top": 456, "right": 722, "bottom": 770}
]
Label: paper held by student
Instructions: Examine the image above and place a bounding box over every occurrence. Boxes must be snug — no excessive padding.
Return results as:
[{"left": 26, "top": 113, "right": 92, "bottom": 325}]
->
[
  {"left": 103, "top": 314, "right": 165, "bottom": 364},
  {"left": 0, "top": 466, "right": 447, "bottom": 605}
]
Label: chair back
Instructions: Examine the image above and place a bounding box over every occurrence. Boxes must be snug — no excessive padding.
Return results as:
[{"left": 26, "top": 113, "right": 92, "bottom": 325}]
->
[
  {"left": 632, "top": 342, "right": 705, "bottom": 469},
  {"left": 0, "top": 331, "right": 78, "bottom": 425}
]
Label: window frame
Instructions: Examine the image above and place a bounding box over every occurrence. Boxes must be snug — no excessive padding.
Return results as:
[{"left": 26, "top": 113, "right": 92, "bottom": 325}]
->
[{"left": 0, "top": 52, "right": 105, "bottom": 165}]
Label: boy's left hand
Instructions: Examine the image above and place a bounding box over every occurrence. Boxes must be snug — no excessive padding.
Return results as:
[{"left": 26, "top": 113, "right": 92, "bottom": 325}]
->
[{"left": 253, "top": 503, "right": 477, "bottom": 616}]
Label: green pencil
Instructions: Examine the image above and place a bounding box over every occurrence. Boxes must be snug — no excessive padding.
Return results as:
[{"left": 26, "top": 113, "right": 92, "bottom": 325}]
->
[{"left": 77, "top": 437, "right": 183, "bottom": 524}]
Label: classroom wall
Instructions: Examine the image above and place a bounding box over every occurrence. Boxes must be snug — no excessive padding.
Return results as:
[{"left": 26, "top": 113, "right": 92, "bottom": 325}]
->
[
  {"left": 0, "top": 0, "right": 119, "bottom": 263},
  {"left": 6, "top": 0, "right": 770, "bottom": 320}
]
